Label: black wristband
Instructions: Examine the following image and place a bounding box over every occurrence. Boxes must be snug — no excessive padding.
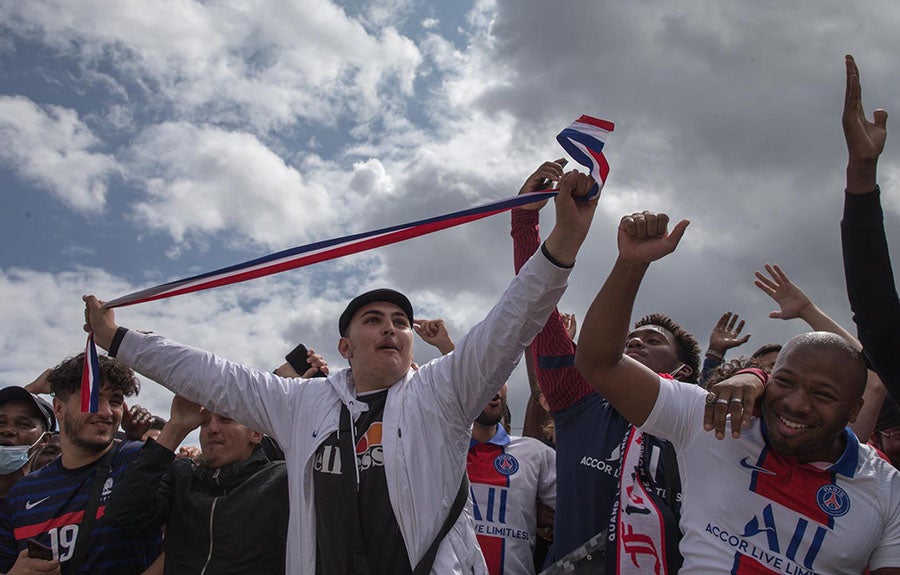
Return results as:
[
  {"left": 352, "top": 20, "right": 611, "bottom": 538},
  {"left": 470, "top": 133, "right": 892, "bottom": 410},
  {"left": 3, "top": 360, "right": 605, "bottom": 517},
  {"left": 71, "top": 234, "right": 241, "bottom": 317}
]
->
[
  {"left": 108, "top": 327, "right": 129, "bottom": 358},
  {"left": 541, "top": 242, "right": 574, "bottom": 269}
]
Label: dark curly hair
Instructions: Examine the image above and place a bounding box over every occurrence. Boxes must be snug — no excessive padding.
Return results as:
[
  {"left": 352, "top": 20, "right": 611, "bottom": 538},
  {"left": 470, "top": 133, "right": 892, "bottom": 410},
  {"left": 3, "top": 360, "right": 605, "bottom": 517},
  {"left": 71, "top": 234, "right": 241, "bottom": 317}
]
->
[
  {"left": 703, "top": 357, "right": 766, "bottom": 390},
  {"left": 634, "top": 313, "right": 701, "bottom": 383},
  {"left": 751, "top": 344, "right": 782, "bottom": 359},
  {"left": 47, "top": 353, "right": 140, "bottom": 401}
]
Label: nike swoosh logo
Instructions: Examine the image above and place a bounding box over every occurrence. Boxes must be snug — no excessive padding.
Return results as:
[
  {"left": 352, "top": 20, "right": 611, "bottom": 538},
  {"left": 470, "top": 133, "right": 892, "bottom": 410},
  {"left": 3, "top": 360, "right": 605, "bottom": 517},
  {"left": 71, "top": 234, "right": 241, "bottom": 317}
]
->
[
  {"left": 740, "top": 457, "right": 777, "bottom": 476},
  {"left": 25, "top": 496, "right": 51, "bottom": 510},
  {"left": 625, "top": 505, "right": 651, "bottom": 515}
]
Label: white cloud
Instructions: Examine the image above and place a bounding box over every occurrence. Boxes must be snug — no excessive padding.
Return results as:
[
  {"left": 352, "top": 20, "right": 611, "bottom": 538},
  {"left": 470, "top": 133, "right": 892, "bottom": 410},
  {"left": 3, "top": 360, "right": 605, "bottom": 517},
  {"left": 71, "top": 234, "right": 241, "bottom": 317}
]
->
[
  {"left": 2, "top": 0, "right": 423, "bottom": 130},
  {"left": 126, "top": 122, "right": 335, "bottom": 249},
  {"left": 0, "top": 96, "right": 119, "bottom": 212}
]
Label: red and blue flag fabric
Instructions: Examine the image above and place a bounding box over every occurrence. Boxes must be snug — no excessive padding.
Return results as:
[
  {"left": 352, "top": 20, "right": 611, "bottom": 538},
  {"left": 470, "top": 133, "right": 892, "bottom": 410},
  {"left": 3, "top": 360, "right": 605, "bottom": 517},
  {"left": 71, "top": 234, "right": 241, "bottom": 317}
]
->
[
  {"left": 556, "top": 115, "right": 615, "bottom": 200},
  {"left": 81, "top": 334, "right": 101, "bottom": 413}
]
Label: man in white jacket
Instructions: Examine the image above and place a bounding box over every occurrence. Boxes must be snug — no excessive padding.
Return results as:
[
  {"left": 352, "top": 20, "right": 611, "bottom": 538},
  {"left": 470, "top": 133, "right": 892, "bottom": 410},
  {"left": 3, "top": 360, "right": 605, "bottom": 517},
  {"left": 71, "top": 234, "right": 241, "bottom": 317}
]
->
[{"left": 82, "top": 169, "right": 599, "bottom": 575}]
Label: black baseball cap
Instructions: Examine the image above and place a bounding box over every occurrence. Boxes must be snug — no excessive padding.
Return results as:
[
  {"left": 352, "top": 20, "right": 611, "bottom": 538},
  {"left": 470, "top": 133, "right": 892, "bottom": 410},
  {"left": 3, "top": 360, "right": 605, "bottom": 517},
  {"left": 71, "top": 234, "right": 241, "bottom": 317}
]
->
[
  {"left": 339, "top": 289, "right": 414, "bottom": 336},
  {"left": 0, "top": 386, "right": 56, "bottom": 432}
]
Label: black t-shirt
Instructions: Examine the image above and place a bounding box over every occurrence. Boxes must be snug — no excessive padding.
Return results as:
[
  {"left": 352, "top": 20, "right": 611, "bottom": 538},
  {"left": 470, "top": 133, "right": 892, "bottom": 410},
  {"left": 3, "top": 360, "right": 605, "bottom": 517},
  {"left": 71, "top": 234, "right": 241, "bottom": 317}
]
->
[{"left": 314, "top": 390, "right": 412, "bottom": 575}]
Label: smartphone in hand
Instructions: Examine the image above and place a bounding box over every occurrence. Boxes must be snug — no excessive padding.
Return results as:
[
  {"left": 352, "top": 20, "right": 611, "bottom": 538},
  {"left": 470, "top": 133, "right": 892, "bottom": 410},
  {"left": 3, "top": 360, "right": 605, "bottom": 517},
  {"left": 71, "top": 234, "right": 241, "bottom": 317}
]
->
[
  {"left": 285, "top": 343, "right": 326, "bottom": 378},
  {"left": 27, "top": 538, "right": 54, "bottom": 561}
]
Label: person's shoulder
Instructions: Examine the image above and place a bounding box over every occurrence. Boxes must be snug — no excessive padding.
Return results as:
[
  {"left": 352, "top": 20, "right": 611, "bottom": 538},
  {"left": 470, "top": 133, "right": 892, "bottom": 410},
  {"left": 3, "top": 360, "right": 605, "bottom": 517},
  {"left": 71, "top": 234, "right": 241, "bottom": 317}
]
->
[
  {"left": 114, "top": 439, "right": 147, "bottom": 462},
  {"left": 856, "top": 441, "right": 900, "bottom": 482},
  {"left": 262, "top": 459, "right": 288, "bottom": 476},
  {"left": 5, "top": 459, "right": 63, "bottom": 509},
  {"left": 507, "top": 435, "right": 555, "bottom": 457}
]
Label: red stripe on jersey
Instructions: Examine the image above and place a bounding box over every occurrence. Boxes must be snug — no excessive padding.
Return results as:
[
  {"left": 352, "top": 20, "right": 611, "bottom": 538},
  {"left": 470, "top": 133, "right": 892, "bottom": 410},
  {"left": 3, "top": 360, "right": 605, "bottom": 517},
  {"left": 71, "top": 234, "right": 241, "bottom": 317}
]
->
[
  {"left": 731, "top": 553, "right": 776, "bottom": 574},
  {"left": 749, "top": 449, "right": 833, "bottom": 528},
  {"left": 477, "top": 533, "right": 505, "bottom": 575},
  {"left": 14, "top": 506, "right": 106, "bottom": 540},
  {"left": 468, "top": 444, "right": 509, "bottom": 488}
]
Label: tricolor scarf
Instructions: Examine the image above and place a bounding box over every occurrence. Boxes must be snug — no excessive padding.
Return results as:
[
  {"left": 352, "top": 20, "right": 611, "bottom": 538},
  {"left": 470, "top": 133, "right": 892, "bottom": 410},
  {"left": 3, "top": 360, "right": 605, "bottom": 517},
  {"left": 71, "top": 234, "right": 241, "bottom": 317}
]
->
[
  {"left": 81, "top": 115, "right": 615, "bottom": 410},
  {"left": 615, "top": 372, "right": 681, "bottom": 575},
  {"left": 615, "top": 426, "right": 668, "bottom": 575}
]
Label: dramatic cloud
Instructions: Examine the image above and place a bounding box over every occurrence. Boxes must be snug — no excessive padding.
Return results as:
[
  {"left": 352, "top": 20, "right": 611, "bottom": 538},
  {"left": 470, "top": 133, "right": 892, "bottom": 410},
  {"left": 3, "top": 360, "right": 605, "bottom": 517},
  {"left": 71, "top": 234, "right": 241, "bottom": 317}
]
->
[
  {"left": 1, "top": 0, "right": 422, "bottom": 131},
  {"left": 0, "top": 96, "right": 119, "bottom": 211}
]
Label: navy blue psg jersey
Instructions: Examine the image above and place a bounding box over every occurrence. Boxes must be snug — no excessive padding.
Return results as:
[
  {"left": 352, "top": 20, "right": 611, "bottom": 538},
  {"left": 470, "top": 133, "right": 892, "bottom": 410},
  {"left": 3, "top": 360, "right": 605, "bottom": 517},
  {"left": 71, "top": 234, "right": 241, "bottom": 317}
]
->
[{"left": 0, "top": 440, "right": 162, "bottom": 574}]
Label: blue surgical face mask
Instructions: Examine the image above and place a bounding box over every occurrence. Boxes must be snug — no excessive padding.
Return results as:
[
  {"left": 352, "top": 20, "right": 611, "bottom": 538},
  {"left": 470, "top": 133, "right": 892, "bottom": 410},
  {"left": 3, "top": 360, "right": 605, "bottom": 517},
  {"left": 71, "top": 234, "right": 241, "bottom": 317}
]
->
[{"left": 0, "top": 433, "right": 47, "bottom": 475}]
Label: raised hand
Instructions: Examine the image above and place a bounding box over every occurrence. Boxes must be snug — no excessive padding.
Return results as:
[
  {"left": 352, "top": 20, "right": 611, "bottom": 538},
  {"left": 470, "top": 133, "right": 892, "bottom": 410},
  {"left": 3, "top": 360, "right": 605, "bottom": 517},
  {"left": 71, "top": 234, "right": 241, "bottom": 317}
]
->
[
  {"left": 843, "top": 55, "right": 888, "bottom": 164},
  {"left": 543, "top": 170, "right": 600, "bottom": 267},
  {"left": 708, "top": 312, "right": 751, "bottom": 354},
  {"left": 843, "top": 55, "right": 888, "bottom": 194},
  {"left": 561, "top": 313, "right": 577, "bottom": 341},
  {"left": 24, "top": 369, "right": 53, "bottom": 395},
  {"left": 302, "top": 349, "right": 329, "bottom": 378},
  {"left": 517, "top": 158, "right": 567, "bottom": 211},
  {"left": 413, "top": 318, "right": 455, "bottom": 355},
  {"left": 617, "top": 211, "right": 689, "bottom": 264},
  {"left": 754, "top": 264, "right": 813, "bottom": 321},
  {"left": 82, "top": 295, "right": 118, "bottom": 350},
  {"left": 168, "top": 395, "right": 209, "bottom": 433},
  {"left": 121, "top": 402, "right": 154, "bottom": 441}
]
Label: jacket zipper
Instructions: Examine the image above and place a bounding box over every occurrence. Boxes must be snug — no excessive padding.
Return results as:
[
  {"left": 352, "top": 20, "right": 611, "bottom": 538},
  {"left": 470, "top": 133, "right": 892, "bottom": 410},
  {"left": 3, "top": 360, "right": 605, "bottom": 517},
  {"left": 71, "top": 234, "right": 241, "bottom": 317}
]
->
[{"left": 199, "top": 468, "right": 222, "bottom": 575}]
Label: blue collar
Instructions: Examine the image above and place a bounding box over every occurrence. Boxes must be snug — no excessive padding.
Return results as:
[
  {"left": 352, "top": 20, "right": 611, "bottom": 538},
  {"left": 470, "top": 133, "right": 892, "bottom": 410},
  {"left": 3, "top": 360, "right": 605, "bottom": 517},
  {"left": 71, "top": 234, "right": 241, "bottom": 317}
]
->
[
  {"left": 828, "top": 427, "right": 860, "bottom": 478},
  {"left": 469, "top": 425, "right": 511, "bottom": 449},
  {"left": 759, "top": 418, "right": 859, "bottom": 478}
]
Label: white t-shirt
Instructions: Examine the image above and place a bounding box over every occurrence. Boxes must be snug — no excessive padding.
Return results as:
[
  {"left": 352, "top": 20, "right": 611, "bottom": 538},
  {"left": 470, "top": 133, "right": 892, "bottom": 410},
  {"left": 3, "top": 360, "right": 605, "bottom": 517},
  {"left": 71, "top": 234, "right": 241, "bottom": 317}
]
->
[
  {"left": 641, "top": 376, "right": 900, "bottom": 574},
  {"left": 468, "top": 428, "right": 556, "bottom": 575}
]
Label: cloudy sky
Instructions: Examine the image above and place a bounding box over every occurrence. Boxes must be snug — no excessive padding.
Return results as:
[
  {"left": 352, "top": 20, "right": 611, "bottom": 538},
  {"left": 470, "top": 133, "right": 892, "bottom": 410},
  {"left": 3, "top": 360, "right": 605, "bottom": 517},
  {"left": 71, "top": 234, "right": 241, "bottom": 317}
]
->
[{"left": 2, "top": 0, "right": 900, "bottom": 438}]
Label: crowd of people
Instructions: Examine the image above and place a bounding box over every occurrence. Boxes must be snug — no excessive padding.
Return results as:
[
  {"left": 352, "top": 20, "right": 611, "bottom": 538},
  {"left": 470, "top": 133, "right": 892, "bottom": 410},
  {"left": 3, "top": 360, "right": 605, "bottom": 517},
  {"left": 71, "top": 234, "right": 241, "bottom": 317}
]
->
[{"left": 0, "top": 54, "right": 898, "bottom": 575}]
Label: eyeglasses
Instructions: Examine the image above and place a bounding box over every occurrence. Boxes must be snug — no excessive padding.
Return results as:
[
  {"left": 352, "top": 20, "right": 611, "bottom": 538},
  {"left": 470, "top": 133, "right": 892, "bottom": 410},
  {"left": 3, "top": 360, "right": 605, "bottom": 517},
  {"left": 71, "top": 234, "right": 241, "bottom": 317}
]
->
[{"left": 878, "top": 430, "right": 900, "bottom": 441}]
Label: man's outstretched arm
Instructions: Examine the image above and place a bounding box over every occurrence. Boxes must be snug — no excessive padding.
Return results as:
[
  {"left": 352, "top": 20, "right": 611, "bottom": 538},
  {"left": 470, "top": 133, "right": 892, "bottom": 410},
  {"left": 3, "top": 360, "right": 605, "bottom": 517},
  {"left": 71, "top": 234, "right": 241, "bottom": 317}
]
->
[
  {"left": 512, "top": 160, "right": 595, "bottom": 412},
  {"left": 574, "top": 211, "right": 688, "bottom": 425},
  {"left": 840, "top": 54, "right": 900, "bottom": 402}
]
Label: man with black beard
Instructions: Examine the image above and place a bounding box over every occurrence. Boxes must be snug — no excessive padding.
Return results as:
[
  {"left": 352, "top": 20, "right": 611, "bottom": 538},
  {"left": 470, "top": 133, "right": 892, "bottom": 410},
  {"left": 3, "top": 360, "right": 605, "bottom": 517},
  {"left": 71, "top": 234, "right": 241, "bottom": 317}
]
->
[
  {"left": 0, "top": 354, "right": 162, "bottom": 575},
  {"left": 467, "top": 382, "right": 556, "bottom": 575}
]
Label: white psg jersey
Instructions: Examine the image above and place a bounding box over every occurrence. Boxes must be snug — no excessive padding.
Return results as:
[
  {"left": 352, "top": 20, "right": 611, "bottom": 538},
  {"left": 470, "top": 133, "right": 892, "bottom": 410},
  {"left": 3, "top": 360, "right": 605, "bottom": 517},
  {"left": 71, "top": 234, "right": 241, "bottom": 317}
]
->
[
  {"left": 467, "top": 427, "right": 556, "bottom": 575},
  {"left": 641, "top": 376, "right": 900, "bottom": 574}
]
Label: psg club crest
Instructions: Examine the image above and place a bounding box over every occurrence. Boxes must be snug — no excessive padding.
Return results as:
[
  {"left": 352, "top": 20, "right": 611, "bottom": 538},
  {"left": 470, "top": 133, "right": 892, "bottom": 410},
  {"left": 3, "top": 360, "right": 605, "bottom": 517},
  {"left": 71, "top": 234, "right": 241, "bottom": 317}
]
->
[
  {"left": 816, "top": 484, "right": 850, "bottom": 517},
  {"left": 493, "top": 453, "right": 519, "bottom": 476}
]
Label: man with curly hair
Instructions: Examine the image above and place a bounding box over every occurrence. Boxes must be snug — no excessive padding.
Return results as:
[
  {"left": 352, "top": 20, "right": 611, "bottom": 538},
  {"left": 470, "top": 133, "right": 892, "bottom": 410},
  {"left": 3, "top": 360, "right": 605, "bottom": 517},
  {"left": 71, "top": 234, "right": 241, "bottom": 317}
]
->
[
  {"left": 0, "top": 354, "right": 162, "bottom": 574},
  {"left": 512, "top": 161, "right": 699, "bottom": 575}
]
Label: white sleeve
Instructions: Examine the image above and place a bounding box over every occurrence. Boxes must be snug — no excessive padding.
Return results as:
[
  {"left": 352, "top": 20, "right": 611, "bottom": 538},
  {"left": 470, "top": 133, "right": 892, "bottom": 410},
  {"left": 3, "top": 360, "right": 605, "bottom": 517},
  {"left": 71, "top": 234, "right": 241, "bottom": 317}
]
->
[
  {"left": 868, "top": 474, "right": 900, "bottom": 571},
  {"left": 638, "top": 375, "right": 708, "bottom": 451},
  {"left": 116, "top": 330, "right": 302, "bottom": 450},
  {"left": 418, "top": 250, "right": 571, "bottom": 425}
]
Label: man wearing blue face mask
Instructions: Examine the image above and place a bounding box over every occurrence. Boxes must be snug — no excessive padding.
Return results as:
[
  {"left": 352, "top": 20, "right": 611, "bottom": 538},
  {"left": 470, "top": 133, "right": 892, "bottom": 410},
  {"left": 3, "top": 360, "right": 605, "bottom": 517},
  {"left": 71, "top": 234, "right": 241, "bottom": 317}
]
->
[{"left": 0, "top": 386, "right": 55, "bottom": 500}]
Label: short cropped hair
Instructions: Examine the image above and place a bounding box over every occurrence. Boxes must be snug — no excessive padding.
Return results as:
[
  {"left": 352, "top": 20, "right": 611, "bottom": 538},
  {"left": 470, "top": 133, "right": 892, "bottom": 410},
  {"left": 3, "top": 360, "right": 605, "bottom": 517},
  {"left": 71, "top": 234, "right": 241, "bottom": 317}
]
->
[
  {"left": 47, "top": 353, "right": 140, "bottom": 400},
  {"left": 634, "top": 313, "right": 701, "bottom": 383}
]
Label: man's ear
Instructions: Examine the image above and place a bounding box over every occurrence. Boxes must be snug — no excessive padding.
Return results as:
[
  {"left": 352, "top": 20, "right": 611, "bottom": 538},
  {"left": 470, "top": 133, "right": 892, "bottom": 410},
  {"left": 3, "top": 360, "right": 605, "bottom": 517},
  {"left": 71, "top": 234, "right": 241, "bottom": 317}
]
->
[
  {"left": 249, "top": 429, "right": 263, "bottom": 445},
  {"left": 338, "top": 337, "right": 352, "bottom": 360},
  {"left": 52, "top": 396, "right": 65, "bottom": 425},
  {"left": 847, "top": 397, "right": 865, "bottom": 424}
]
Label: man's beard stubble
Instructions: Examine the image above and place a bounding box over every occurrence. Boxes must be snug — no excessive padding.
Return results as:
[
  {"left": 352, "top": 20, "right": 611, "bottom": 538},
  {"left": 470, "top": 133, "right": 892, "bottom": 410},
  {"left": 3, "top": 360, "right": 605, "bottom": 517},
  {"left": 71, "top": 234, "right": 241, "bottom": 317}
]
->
[{"left": 63, "top": 411, "right": 114, "bottom": 454}]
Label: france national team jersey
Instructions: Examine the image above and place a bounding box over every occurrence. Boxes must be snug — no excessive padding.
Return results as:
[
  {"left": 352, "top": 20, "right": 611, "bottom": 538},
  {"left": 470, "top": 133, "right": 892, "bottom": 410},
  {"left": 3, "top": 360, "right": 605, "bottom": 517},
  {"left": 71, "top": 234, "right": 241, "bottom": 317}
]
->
[
  {"left": 467, "top": 426, "right": 556, "bottom": 575},
  {"left": 0, "top": 440, "right": 162, "bottom": 574},
  {"left": 641, "top": 376, "right": 900, "bottom": 574}
]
